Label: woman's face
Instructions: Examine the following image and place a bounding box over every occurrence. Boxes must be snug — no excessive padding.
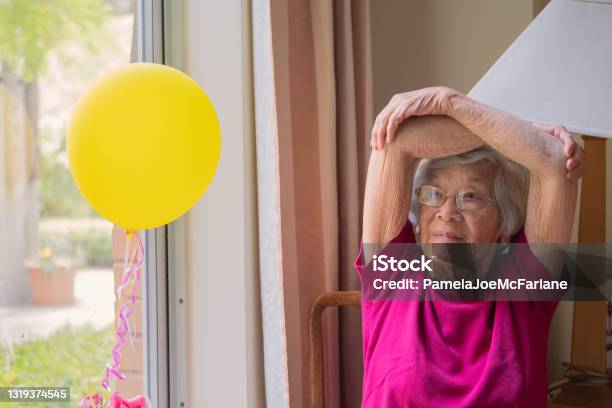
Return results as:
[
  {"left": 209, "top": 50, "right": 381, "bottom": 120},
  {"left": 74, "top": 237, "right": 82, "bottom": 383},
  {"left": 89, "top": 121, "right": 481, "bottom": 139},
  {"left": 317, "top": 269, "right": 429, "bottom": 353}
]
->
[{"left": 417, "top": 163, "right": 504, "bottom": 244}]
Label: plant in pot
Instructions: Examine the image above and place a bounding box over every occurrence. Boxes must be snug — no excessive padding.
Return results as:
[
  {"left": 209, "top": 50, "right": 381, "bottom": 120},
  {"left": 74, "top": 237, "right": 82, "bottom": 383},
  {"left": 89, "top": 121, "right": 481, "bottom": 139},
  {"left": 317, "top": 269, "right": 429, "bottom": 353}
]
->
[{"left": 25, "top": 238, "right": 82, "bottom": 305}]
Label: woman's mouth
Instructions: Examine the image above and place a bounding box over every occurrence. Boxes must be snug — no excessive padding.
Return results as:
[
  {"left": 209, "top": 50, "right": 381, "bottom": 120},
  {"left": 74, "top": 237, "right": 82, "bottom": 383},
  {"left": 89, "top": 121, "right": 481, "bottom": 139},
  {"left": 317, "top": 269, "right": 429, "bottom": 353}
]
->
[{"left": 432, "top": 232, "right": 465, "bottom": 242}]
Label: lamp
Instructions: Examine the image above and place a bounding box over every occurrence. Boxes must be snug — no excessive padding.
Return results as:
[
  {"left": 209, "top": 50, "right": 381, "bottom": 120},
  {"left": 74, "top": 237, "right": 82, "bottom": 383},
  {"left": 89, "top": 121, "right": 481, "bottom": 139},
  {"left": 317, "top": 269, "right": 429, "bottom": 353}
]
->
[{"left": 469, "top": 0, "right": 612, "bottom": 137}]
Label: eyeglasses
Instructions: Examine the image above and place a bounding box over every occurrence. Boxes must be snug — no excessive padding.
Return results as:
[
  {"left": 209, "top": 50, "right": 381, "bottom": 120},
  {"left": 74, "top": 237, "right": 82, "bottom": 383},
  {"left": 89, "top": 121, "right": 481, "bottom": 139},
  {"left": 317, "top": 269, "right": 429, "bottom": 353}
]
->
[{"left": 416, "top": 185, "right": 496, "bottom": 213}]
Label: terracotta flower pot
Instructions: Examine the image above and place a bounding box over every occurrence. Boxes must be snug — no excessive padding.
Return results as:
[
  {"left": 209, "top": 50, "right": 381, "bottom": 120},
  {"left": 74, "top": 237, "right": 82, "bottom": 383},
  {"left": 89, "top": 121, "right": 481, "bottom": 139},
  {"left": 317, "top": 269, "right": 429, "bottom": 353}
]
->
[{"left": 25, "top": 261, "right": 76, "bottom": 305}]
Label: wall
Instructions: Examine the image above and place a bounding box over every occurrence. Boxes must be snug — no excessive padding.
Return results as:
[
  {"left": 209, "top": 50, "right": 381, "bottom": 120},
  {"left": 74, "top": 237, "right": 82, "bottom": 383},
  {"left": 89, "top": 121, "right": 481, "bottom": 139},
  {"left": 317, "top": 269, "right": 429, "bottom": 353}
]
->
[
  {"left": 183, "top": 0, "right": 265, "bottom": 406},
  {"left": 371, "top": 0, "right": 533, "bottom": 111}
]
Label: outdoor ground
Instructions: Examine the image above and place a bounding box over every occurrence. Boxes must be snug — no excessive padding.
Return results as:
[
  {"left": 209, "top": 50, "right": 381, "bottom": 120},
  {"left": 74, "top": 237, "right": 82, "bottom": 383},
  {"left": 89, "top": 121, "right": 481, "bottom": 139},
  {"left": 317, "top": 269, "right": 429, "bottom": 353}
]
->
[{"left": 0, "top": 269, "right": 114, "bottom": 344}]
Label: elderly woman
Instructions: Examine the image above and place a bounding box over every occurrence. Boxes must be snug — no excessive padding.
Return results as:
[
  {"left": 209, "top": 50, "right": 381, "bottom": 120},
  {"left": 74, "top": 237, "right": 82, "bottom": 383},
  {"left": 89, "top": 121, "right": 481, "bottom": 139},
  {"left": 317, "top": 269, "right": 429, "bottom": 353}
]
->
[{"left": 356, "top": 87, "right": 583, "bottom": 407}]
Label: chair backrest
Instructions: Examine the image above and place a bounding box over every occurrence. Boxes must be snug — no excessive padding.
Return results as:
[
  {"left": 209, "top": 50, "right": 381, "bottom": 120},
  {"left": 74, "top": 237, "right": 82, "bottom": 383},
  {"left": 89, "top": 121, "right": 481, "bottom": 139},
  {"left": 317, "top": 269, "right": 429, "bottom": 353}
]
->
[{"left": 309, "top": 291, "right": 361, "bottom": 408}]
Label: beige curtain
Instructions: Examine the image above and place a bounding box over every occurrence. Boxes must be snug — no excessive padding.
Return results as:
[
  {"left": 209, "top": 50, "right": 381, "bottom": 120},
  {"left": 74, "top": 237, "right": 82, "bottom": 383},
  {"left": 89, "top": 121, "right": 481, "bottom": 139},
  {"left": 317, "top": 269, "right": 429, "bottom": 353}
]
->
[{"left": 258, "top": 0, "right": 372, "bottom": 406}]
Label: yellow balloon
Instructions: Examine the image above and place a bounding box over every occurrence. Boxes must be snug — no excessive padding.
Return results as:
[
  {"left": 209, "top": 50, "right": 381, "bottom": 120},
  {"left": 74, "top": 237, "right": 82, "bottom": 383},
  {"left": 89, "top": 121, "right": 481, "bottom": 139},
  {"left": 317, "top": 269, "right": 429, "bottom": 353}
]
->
[{"left": 67, "top": 63, "right": 221, "bottom": 231}]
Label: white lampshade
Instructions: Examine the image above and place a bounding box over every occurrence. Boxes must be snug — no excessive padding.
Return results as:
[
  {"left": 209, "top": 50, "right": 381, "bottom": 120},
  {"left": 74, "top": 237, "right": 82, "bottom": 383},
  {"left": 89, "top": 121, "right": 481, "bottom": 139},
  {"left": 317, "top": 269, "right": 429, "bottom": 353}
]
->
[{"left": 469, "top": 0, "right": 612, "bottom": 138}]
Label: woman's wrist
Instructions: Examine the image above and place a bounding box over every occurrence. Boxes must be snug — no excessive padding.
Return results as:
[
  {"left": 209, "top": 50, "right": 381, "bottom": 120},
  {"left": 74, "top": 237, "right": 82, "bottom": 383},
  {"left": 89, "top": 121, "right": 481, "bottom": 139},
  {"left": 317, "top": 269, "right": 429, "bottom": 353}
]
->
[{"left": 438, "top": 86, "right": 462, "bottom": 116}]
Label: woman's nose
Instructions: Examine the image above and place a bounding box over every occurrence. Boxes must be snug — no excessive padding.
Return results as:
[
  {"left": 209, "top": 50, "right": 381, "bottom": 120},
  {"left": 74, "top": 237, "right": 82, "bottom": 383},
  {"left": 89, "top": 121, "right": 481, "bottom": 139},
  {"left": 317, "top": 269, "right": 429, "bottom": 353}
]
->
[{"left": 436, "top": 197, "right": 463, "bottom": 222}]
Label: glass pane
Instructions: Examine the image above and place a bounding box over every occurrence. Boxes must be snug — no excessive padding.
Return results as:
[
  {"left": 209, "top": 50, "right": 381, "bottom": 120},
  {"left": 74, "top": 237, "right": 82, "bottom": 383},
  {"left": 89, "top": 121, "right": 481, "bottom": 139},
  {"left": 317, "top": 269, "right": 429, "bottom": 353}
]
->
[{"left": 0, "top": 1, "right": 142, "bottom": 406}]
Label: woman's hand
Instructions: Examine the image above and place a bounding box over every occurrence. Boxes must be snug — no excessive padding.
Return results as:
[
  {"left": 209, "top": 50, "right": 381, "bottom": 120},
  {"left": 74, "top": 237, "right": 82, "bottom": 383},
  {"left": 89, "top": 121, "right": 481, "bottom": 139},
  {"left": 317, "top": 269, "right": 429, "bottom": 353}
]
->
[
  {"left": 531, "top": 123, "right": 585, "bottom": 183},
  {"left": 370, "top": 86, "right": 457, "bottom": 150}
]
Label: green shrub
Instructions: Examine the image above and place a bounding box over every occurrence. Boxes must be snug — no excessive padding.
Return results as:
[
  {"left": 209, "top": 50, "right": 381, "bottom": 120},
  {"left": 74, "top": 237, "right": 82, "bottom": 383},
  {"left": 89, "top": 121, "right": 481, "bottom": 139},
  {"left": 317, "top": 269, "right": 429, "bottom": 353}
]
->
[
  {"left": 0, "top": 324, "right": 114, "bottom": 407},
  {"left": 70, "top": 228, "right": 112, "bottom": 267},
  {"left": 38, "top": 129, "right": 99, "bottom": 219},
  {"left": 39, "top": 224, "right": 112, "bottom": 268}
]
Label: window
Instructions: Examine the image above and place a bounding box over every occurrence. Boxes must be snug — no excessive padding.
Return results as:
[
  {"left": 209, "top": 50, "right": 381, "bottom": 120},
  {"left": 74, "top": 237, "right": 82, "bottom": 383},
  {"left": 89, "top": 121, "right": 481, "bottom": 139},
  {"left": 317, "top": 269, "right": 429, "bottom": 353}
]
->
[{"left": 0, "top": 1, "right": 175, "bottom": 406}]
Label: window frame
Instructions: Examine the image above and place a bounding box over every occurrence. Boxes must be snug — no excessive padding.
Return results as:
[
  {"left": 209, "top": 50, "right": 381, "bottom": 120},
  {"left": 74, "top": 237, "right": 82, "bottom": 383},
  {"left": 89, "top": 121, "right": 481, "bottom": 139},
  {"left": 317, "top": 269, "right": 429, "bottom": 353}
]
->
[{"left": 137, "top": 1, "right": 187, "bottom": 407}]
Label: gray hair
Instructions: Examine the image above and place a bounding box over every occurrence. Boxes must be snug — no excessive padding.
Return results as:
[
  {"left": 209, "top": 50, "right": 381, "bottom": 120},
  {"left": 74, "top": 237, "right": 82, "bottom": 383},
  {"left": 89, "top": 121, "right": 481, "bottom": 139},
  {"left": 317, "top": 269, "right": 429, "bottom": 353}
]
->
[{"left": 409, "top": 146, "right": 529, "bottom": 238}]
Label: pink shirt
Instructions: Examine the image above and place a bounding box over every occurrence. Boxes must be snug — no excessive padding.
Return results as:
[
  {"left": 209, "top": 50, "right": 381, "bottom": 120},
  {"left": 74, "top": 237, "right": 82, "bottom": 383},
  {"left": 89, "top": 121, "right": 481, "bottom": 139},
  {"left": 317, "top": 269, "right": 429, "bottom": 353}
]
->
[{"left": 355, "top": 219, "right": 557, "bottom": 407}]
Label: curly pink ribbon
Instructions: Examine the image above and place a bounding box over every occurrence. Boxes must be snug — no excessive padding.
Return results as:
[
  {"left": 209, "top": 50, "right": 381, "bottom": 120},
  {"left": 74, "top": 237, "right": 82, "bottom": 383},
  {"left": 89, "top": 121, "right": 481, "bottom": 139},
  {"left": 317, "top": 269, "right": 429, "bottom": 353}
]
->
[{"left": 101, "top": 231, "right": 144, "bottom": 392}]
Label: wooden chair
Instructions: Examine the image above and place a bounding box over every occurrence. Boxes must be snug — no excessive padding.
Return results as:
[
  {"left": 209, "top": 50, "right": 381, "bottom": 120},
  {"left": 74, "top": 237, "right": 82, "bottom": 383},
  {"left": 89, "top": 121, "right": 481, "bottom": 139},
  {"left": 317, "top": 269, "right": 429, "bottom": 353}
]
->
[{"left": 309, "top": 291, "right": 361, "bottom": 408}]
